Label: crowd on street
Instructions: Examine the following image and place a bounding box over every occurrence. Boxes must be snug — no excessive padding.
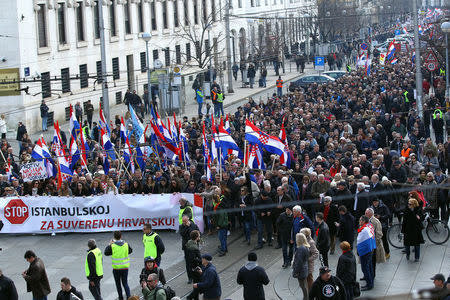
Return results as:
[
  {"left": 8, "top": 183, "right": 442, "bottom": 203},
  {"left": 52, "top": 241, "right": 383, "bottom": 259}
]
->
[{"left": 2, "top": 19, "right": 450, "bottom": 300}]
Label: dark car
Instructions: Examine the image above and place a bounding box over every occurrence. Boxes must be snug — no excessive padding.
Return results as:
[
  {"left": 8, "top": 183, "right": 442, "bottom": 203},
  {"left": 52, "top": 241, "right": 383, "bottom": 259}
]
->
[
  {"left": 289, "top": 74, "right": 335, "bottom": 91},
  {"left": 323, "top": 71, "right": 347, "bottom": 79}
]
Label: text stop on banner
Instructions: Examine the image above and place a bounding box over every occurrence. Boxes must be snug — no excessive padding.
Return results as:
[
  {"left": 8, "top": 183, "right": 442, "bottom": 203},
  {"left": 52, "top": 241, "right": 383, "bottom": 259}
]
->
[{"left": 0, "top": 193, "right": 203, "bottom": 234}]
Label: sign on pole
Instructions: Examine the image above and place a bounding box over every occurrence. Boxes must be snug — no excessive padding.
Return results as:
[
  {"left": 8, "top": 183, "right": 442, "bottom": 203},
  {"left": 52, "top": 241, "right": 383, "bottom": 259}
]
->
[
  {"left": 424, "top": 50, "right": 438, "bottom": 63},
  {"left": 314, "top": 56, "right": 325, "bottom": 71},
  {"left": 427, "top": 62, "right": 437, "bottom": 72},
  {"left": 20, "top": 161, "right": 48, "bottom": 182}
]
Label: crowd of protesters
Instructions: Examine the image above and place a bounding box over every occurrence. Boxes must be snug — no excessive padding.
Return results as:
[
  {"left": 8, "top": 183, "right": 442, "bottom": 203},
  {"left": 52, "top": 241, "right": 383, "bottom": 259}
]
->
[{"left": 1, "top": 23, "right": 450, "bottom": 300}]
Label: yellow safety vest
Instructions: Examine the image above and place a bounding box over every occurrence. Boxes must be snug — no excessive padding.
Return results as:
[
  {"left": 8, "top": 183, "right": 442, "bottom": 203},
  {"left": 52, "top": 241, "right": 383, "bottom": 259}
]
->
[
  {"left": 85, "top": 247, "right": 104, "bottom": 277},
  {"left": 111, "top": 242, "right": 130, "bottom": 269},
  {"left": 179, "top": 206, "right": 194, "bottom": 225},
  {"left": 217, "top": 93, "right": 224, "bottom": 103},
  {"left": 404, "top": 91, "right": 409, "bottom": 103},
  {"left": 143, "top": 233, "right": 158, "bottom": 258},
  {"left": 440, "top": 68, "right": 445, "bottom": 76}
]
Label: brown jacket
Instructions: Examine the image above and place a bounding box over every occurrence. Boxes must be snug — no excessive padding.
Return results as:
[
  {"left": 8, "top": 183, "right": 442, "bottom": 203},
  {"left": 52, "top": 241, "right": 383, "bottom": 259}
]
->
[
  {"left": 370, "top": 216, "right": 386, "bottom": 263},
  {"left": 24, "top": 257, "right": 51, "bottom": 298}
]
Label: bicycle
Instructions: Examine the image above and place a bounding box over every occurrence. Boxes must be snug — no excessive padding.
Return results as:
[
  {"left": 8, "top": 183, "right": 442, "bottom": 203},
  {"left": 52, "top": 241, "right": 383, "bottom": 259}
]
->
[{"left": 387, "top": 208, "right": 450, "bottom": 249}]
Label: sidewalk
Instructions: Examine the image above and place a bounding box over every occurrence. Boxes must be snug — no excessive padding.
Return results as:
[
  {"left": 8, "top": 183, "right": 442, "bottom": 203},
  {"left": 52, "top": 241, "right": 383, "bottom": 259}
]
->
[
  {"left": 7, "top": 61, "right": 313, "bottom": 152},
  {"left": 273, "top": 239, "right": 450, "bottom": 299}
]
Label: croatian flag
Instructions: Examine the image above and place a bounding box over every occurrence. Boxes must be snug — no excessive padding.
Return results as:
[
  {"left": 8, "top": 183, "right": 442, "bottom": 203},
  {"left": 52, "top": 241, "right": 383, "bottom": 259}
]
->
[
  {"left": 99, "top": 107, "right": 111, "bottom": 137},
  {"left": 418, "top": 25, "right": 423, "bottom": 34},
  {"left": 178, "top": 121, "right": 190, "bottom": 163},
  {"left": 402, "top": 27, "right": 408, "bottom": 34},
  {"left": 69, "top": 105, "right": 81, "bottom": 169},
  {"left": 31, "top": 136, "right": 54, "bottom": 177},
  {"left": 390, "top": 58, "right": 398, "bottom": 65},
  {"left": 101, "top": 128, "right": 116, "bottom": 160},
  {"left": 247, "top": 144, "right": 265, "bottom": 170},
  {"left": 53, "top": 122, "right": 72, "bottom": 188},
  {"left": 79, "top": 127, "right": 90, "bottom": 171},
  {"left": 202, "top": 121, "right": 212, "bottom": 181},
  {"left": 387, "top": 40, "right": 396, "bottom": 60},
  {"left": 123, "top": 134, "right": 135, "bottom": 174},
  {"left": 279, "top": 119, "right": 290, "bottom": 167},
  {"left": 245, "top": 120, "right": 287, "bottom": 158},
  {"left": 120, "top": 117, "right": 127, "bottom": 143},
  {"left": 224, "top": 115, "right": 231, "bottom": 133},
  {"left": 218, "top": 119, "right": 240, "bottom": 158},
  {"left": 210, "top": 117, "right": 220, "bottom": 163},
  {"left": 357, "top": 223, "right": 377, "bottom": 256}
]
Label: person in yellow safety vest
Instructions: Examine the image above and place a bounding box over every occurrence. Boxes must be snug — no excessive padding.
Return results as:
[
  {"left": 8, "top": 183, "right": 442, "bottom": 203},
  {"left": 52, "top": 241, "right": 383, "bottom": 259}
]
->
[
  {"left": 404, "top": 91, "right": 409, "bottom": 103},
  {"left": 179, "top": 197, "right": 194, "bottom": 225},
  {"left": 440, "top": 68, "right": 445, "bottom": 76},
  {"left": 217, "top": 90, "right": 225, "bottom": 117},
  {"left": 85, "top": 239, "right": 103, "bottom": 300},
  {"left": 433, "top": 108, "right": 443, "bottom": 119},
  {"left": 143, "top": 223, "right": 165, "bottom": 267},
  {"left": 276, "top": 76, "right": 284, "bottom": 98},
  {"left": 104, "top": 231, "right": 133, "bottom": 300}
]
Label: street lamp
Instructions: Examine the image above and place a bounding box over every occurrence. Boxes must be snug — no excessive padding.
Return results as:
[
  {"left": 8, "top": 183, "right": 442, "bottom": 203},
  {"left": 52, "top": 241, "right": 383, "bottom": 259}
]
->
[
  {"left": 206, "top": 25, "right": 213, "bottom": 85},
  {"left": 304, "top": 13, "right": 310, "bottom": 63},
  {"left": 141, "top": 32, "right": 152, "bottom": 110},
  {"left": 441, "top": 21, "right": 450, "bottom": 101}
]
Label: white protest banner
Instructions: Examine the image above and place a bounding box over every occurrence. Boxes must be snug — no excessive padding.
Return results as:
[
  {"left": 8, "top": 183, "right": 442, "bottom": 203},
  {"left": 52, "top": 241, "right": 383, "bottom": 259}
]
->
[
  {"left": 0, "top": 193, "right": 203, "bottom": 234},
  {"left": 20, "top": 161, "right": 48, "bottom": 182}
]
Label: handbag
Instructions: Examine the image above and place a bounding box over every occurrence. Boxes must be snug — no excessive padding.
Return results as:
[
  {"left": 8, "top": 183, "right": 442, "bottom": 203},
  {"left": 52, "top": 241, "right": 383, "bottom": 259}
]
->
[{"left": 353, "top": 281, "right": 361, "bottom": 297}]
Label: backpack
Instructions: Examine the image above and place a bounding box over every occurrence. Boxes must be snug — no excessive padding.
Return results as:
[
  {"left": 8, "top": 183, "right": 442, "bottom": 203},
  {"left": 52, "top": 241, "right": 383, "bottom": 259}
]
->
[{"left": 154, "top": 285, "right": 176, "bottom": 300}]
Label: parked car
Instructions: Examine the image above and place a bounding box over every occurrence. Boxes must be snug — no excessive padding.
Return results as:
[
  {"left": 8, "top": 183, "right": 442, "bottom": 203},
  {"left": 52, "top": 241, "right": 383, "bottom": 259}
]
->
[
  {"left": 289, "top": 74, "right": 335, "bottom": 91},
  {"left": 323, "top": 71, "right": 347, "bottom": 79}
]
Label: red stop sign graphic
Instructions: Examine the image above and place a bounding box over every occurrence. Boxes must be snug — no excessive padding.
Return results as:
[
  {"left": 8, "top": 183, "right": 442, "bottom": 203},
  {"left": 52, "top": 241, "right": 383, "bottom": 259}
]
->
[{"left": 4, "top": 199, "right": 29, "bottom": 224}]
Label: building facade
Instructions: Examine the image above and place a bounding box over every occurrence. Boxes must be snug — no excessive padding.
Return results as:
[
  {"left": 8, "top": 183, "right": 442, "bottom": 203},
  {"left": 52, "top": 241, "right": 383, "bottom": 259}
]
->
[{"left": 0, "top": 0, "right": 315, "bottom": 133}]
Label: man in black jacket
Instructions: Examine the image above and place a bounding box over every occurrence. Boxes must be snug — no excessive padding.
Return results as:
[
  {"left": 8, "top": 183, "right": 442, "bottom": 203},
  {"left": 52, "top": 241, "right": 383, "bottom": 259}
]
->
[
  {"left": 179, "top": 215, "right": 199, "bottom": 283},
  {"left": 336, "top": 242, "right": 356, "bottom": 300},
  {"left": 337, "top": 206, "right": 355, "bottom": 248},
  {"left": 0, "top": 268, "right": 18, "bottom": 300},
  {"left": 255, "top": 190, "right": 273, "bottom": 249},
  {"left": 40, "top": 100, "right": 49, "bottom": 132},
  {"left": 370, "top": 198, "right": 391, "bottom": 258},
  {"left": 315, "top": 212, "right": 331, "bottom": 267},
  {"left": 335, "top": 182, "right": 353, "bottom": 212},
  {"left": 86, "top": 239, "right": 103, "bottom": 300},
  {"left": 310, "top": 266, "right": 346, "bottom": 300},
  {"left": 276, "top": 207, "right": 294, "bottom": 268},
  {"left": 237, "top": 252, "right": 270, "bottom": 300},
  {"left": 56, "top": 277, "right": 83, "bottom": 300},
  {"left": 22, "top": 250, "right": 51, "bottom": 300},
  {"left": 319, "top": 197, "right": 339, "bottom": 254},
  {"left": 353, "top": 183, "right": 370, "bottom": 220}
]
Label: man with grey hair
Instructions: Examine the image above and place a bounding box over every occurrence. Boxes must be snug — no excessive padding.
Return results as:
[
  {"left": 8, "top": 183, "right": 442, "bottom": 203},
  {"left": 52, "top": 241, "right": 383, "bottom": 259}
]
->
[
  {"left": 86, "top": 239, "right": 103, "bottom": 300},
  {"left": 0, "top": 268, "right": 18, "bottom": 300},
  {"left": 292, "top": 205, "right": 314, "bottom": 252},
  {"left": 354, "top": 182, "right": 369, "bottom": 220},
  {"left": 365, "top": 208, "right": 385, "bottom": 279}
]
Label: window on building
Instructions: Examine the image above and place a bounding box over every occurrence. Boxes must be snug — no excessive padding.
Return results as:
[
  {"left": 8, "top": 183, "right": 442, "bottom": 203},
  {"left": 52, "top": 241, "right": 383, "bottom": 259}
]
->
[
  {"left": 184, "top": 0, "right": 189, "bottom": 26},
  {"left": 174, "top": 0, "right": 179, "bottom": 27},
  {"left": 193, "top": 0, "right": 198, "bottom": 24},
  {"left": 96, "top": 60, "right": 103, "bottom": 83},
  {"left": 115, "top": 91, "right": 122, "bottom": 104},
  {"left": 112, "top": 57, "right": 120, "bottom": 80},
  {"left": 140, "top": 52, "right": 146, "bottom": 72},
  {"left": 109, "top": 0, "right": 117, "bottom": 36},
  {"left": 37, "top": 4, "right": 48, "bottom": 47},
  {"left": 250, "top": 0, "right": 255, "bottom": 7},
  {"left": 124, "top": 1, "right": 131, "bottom": 34},
  {"left": 164, "top": 47, "right": 170, "bottom": 66},
  {"left": 76, "top": 3, "right": 85, "bottom": 41},
  {"left": 238, "top": 0, "right": 242, "bottom": 8},
  {"left": 175, "top": 45, "right": 181, "bottom": 64},
  {"left": 41, "top": 72, "right": 51, "bottom": 98},
  {"left": 150, "top": 1, "right": 157, "bottom": 30},
  {"left": 162, "top": 1, "right": 168, "bottom": 29},
  {"left": 79, "top": 64, "right": 88, "bottom": 88},
  {"left": 93, "top": 1, "right": 100, "bottom": 39},
  {"left": 137, "top": 2, "right": 144, "bottom": 32},
  {"left": 61, "top": 68, "right": 70, "bottom": 93},
  {"left": 153, "top": 49, "right": 159, "bottom": 60},
  {"left": 186, "top": 43, "right": 191, "bottom": 61},
  {"left": 57, "top": 3, "right": 67, "bottom": 44},
  {"left": 202, "top": 0, "right": 207, "bottom": 23}
]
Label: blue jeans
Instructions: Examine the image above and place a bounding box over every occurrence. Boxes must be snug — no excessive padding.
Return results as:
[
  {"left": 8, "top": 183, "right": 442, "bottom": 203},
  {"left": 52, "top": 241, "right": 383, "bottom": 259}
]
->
[
  {"left": 360, "top": 252, "right": 374, "bottom": 288},
  {"left": 217, "top": 102, "right": 224, "bottom": 116},
  {"left": 33, "top": 296, "right": 47, "bottom": 300},
  {"left": 113, "top": 269, "right": 130, "bottom": 300},
  {"left": 262, "top": 77, "right": 266, "bottom": 87},
  {"left": 197, "top": 102, "right": 203, "bottom": 116},
  {"left": 218, "top": 228, "right": 228, "bottom": 252},
  {"left": 243, "top": 221, "right": 252, "bottom": 242},
  {"left": 405, "top": 245, "right": 420, "bottom": 260},
  {"left": 249, "top": 77, "right": 255, "bottom": 88},
  {"left": 277, "top": 87, "right": 283, "bottom": 97},
  {"left": 42, "top": 116, "right": 48, "bottom": 131}
]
